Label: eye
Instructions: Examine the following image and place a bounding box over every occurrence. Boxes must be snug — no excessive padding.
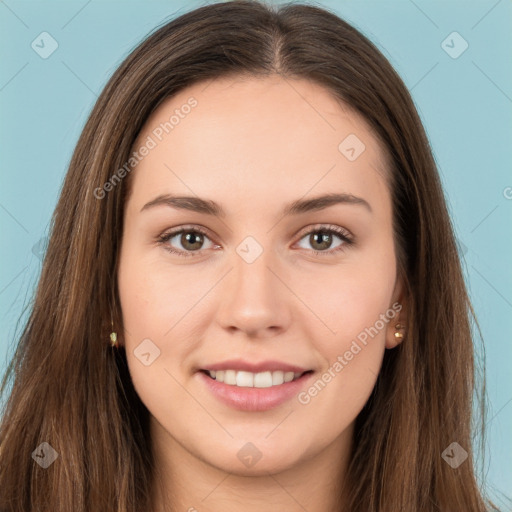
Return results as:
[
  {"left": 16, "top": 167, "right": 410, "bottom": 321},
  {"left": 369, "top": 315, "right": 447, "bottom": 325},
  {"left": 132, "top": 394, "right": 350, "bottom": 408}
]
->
[
  {"left": 157, "top": 226, "right": 218, "bottom": 258},
  {"left": 156, "top": 224, "right": 354, "bottom": 258},
  {"left": 294, "top": 224, "right": 354, "bottom": 256}
]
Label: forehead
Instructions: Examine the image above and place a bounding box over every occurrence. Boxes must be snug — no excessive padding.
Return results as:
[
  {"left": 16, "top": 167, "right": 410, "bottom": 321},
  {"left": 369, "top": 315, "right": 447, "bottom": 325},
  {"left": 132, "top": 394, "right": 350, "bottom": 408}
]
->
[{"left": 126, "top": 75, "right": 390, "bottom": 216}]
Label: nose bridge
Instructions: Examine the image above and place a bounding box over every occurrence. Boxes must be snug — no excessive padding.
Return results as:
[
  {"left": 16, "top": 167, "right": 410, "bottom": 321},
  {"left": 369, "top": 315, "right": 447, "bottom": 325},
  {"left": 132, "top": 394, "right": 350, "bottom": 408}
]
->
[
  {"left": 216, "top": 233, "right": 289, "bottom": 335},
  {"left": 232, "top": 234, "right": 278, "bottom": 303}
]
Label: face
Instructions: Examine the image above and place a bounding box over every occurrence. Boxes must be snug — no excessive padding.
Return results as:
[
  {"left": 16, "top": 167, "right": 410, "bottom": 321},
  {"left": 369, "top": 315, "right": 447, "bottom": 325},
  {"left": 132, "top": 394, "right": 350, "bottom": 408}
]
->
[{"left": 117, "top": 75, "right": 404, "bottom": 476}]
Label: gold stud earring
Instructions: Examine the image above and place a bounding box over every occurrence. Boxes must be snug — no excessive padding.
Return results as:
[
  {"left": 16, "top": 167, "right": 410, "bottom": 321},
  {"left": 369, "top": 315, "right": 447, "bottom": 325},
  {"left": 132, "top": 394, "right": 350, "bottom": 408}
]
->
[
  {"left": 394, "top": 323, "right": 404, "bottom": 339},
  {"left": 110, "top": 315, "right": 118, "bottom": 348}
]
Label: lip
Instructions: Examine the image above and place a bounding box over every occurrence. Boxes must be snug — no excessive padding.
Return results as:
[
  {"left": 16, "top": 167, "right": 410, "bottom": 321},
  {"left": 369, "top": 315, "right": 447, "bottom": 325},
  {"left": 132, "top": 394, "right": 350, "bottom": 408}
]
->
[
  {"left": 200, "top": 359, "right": 310, "bottom": 374},
  {"left": 197, "top": 369, "right": 315, "bottom": 412}
]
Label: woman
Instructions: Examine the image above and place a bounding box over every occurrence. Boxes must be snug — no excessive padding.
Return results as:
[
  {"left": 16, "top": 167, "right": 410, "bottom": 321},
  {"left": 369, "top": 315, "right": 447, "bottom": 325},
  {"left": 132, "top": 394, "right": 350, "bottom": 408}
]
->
[{"left": 0, "top": 1, "right": 503, "bottom": 510}]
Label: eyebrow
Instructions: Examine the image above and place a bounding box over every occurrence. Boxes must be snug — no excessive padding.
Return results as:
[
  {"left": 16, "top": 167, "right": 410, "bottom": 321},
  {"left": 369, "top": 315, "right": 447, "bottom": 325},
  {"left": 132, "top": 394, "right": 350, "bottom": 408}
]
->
[{"left": 140, "top": 192, "right": 372, "bottom": 217}]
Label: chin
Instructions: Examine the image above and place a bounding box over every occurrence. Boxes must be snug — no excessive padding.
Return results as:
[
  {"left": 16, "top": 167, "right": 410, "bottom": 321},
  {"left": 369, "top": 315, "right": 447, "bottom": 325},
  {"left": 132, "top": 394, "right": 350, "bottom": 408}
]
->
[{"left": 196, "top": 438, "right": 311, "bottom": 476}]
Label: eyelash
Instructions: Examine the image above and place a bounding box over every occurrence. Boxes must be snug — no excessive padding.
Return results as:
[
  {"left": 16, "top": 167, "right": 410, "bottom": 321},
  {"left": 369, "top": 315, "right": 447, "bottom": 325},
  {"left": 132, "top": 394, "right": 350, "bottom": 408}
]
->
[{"left": 156, "top": 224, "right": 354, "bottom": 258}]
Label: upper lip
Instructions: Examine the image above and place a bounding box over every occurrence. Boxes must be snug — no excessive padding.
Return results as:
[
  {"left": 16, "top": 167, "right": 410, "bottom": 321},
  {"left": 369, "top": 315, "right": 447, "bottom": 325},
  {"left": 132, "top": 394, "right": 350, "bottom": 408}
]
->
[{"left": 200, "top": 359, "right": 311, "bottom": 374}]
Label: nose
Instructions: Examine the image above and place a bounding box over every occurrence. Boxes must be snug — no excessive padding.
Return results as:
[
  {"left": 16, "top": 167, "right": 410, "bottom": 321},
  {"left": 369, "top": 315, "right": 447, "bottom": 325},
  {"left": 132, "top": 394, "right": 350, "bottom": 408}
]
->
[{"left": 215, "top": 242, "right": 292, "bottom": 339}]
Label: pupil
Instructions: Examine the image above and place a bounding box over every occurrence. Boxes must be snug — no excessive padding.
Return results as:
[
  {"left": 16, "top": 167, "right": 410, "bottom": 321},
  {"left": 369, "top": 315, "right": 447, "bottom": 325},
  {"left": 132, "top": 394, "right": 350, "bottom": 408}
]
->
[
  {"left": 183, "top": 232, "right": 203, "bottom": 250},
  {"left": 312, "top": 231, "right": 331, "bottom": 250}
]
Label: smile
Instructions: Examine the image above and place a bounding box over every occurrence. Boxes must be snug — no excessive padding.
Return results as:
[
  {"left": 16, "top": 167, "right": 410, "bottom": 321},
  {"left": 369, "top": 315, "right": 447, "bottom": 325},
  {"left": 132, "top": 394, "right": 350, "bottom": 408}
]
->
[
  {"left": 197, "top": 366, "right": 315, "bottom": 411},
  {"left": 204, "top": 369, "right": 307, "bottom": 388}
]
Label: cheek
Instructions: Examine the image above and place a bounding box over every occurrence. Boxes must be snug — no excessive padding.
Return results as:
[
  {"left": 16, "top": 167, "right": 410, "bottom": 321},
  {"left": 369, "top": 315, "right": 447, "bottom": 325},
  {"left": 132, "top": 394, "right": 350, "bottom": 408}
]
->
[
  {"left": 303, "top": 256, "right": 396, "bottom": 348},
  {"left": 117, "top": 248, "right": 205, "bottom": 377},
  {"left": 117, "top": 263, "right": 156, "bottom": 338},
  {"left": 117, "top": 249, "right": 182, "bottom": 406},
  {"left": 295, "top": 285, "right": 391, "bottom": 446},
  {"left": 118, "top": 247, "right": 190, "bottom": 339},
  {"left": 297, "top": 251, "right": 396, "bottom": 429},
  {"left": 299, "top": 244, "right": 396, "bottom": 395}
]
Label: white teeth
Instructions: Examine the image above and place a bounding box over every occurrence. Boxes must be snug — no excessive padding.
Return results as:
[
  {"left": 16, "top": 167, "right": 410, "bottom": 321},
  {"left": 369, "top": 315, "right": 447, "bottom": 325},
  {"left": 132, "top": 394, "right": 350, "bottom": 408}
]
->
[
  {"left": 224, "top": 370, "right": 236, "bottom": 385},
  {"left": 272, "top": 371, "right": 284, "bottom": 385},
  {"left": 284, "top": 371, "right": 295, "bottom": 383},
  {"left": 236, "top": 371, "right": 253, "bottom": 387},
  {"left": 254, "top": 371, "right": 272, "bottom": 388},
  {"left": 207, "top": 369, "right": 304, "bottom": 387}
]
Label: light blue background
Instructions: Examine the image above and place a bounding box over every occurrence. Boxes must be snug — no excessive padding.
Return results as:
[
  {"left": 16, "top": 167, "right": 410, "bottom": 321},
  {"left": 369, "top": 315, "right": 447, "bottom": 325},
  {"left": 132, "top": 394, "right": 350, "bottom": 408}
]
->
[{"left": 1, "top": 0, "right": 511, "bottom": 505}]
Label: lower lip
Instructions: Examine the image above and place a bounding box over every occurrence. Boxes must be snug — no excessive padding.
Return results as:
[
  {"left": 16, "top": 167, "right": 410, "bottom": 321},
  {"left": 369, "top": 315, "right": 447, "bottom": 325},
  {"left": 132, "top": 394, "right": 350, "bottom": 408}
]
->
[{"left": 197, "top": 371, "right": 314, "bottom": 412}]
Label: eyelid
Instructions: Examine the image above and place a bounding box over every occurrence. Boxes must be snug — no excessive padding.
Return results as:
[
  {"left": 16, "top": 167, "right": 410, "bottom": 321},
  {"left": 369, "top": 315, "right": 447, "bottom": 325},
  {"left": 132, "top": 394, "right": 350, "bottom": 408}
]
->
[{"left": 294, "top": 223, "right": 352, "bottom": 241}]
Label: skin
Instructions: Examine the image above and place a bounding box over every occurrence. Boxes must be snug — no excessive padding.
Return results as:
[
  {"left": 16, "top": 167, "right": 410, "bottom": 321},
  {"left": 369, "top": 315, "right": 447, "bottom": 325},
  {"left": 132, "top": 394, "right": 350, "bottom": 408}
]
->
[{"left": 117, "top": 75, "right": 406, "bottom": 512}]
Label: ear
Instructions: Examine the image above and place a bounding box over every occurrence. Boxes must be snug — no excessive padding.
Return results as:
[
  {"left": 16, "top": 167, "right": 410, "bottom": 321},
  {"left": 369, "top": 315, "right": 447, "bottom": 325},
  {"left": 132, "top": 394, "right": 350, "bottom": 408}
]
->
[{"left": 385, "top": 274, "right": 407, "bottom": 350}]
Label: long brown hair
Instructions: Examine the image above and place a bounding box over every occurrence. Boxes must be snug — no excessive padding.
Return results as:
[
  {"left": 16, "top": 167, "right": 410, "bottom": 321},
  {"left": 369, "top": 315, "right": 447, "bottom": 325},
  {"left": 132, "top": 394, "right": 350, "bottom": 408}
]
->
[{"left": 0, "top": 1, "right": 503, "bottom": 510}]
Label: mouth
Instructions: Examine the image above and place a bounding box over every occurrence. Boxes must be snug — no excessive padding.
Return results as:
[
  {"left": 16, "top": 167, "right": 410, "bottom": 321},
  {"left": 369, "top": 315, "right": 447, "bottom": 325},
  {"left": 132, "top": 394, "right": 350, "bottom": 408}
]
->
[
  {"left": 200, "top": 369, "right": 313, "bottom": 388},
  {"left": 197, "top": 363, "right": 315, "bottom": 411}
]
